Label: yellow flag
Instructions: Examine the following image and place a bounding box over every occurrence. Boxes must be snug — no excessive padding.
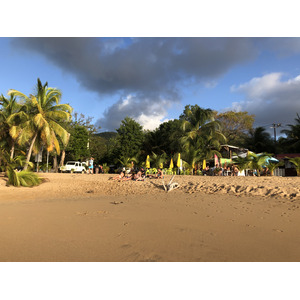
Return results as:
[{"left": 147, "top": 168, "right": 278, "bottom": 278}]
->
[
  {"left": 146, "top": 155, "right": 150, "bottom": 168},
  {"left": 169, "top": 158, "right": 174, "bottom": 169},
  {"left": 159, "top": 162, "right": 163, "bottom": 169},
  {"left": 203, "top": 159, "right": 206, "bottom": 169},
  {"left": 177, "top": 153, "right": 181, "bottom": 168}
]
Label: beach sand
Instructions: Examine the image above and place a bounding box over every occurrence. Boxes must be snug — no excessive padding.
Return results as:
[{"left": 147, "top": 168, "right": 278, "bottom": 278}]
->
[{"left": 0, "top": 173, "right": 300, "bottom": 262}]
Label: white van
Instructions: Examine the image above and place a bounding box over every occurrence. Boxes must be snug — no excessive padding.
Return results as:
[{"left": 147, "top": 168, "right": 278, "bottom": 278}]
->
[{"left": 59, "top": 161, "right": 87, "bottom": 173}]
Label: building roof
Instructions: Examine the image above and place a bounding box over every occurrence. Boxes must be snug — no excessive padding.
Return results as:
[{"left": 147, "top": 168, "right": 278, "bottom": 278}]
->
[{"left": 275, "top": 153, "right": 300, "bottom": 159}]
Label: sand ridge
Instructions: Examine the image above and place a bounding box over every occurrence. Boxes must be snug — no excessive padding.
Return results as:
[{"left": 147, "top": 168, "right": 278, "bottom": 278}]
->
[{"left": 1, "top": 173, "right": 299, "bottom": 202}]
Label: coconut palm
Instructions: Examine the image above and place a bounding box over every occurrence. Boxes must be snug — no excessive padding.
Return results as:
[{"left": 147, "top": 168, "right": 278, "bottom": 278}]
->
[
  {"left": 266, "top": 161, "right": 284, "bottom": 176},
  {"left": 0, "top": 94, "right": 23, "bottom": 158},
  {"left": 245, "top": 127, "right": 274, "bottom": 153},
  {"left": 288, "top": 157, "right": 300, "bottom": 176},
  {"left": 151, "top": 151, "right": 167, "bottom": 169},
  {"left": 233, "top": 152, "right": 270, "bottom": 176},
  {"left": 281, "top": 114, "right": 300, "bottom": 153},
  {"left": 0, "top": 148, "right": 42, "bottom": 187},
  {"left": 232, "top": 155, "right": 251, "bottom": 172},
  {"left": 180, "top": 105, "right": 226, "bottom": 159},
  {"left": 181, "top": 144, "right": 203, "bottom": 175},
  {"left": 116, "top": 155, "right": 137, "bottom": 169},
  {"left": 8, "top": 78, "right": 73, "bottom": 170}
]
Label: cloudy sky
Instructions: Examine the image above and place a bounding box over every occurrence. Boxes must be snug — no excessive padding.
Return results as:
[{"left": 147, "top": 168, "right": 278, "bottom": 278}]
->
[{"left": 1, "top": 37, "right": 300, "bottom": 133}]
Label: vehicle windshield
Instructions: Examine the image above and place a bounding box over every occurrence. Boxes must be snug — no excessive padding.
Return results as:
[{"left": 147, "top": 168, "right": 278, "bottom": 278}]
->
[{"left": 66, "top": 162, "right": 76, "bottom": 165}]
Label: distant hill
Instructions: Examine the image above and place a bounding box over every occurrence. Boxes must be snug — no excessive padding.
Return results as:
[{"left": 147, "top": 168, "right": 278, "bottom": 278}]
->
[{"left": 94, "top": 131, "right": 117, "bottom": 140}]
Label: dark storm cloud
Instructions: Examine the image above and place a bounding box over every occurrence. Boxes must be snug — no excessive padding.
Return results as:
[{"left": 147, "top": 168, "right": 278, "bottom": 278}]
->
[
  {"left": 11, "top": 37, "right": 257, "bottom": 97},
  {"left": 12, "top": 37, "right": 261, "bottom": 130}
]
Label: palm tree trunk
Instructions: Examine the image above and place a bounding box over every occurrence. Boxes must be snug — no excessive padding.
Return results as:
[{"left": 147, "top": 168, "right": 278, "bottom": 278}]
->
[
  {"left": 23, "top": 132, "right": 38, "bottom": 171},
  {"left": 10, "top": 142, "right": 15, "bottom": 159},
  {"left": 53, "top": 154, "right": 58, "bottom": 173},
  {"left": 59, "top": 132, "right": 70, "bottom": 167},
  {"left": 60, "top": 150, "right": 66, "bottom": 167}
]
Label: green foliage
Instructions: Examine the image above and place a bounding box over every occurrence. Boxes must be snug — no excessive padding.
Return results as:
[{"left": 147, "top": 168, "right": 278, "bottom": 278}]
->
[
  {"left": 233, "top": 152, "right": 270, "bottom": 175},
  {"left": 102, "top": 163, "right": 110, "bottom": 174},
  {"left": 0, "top": 148, "right": 42, "bottom": 187},
  {"left": 66, "top": 125, "right": 90, "bottom": 161},
  {"left": 266, "top": 161, "right": 284, "bottom": 175},
  {"left": 115, "top": 117, "right": 144, "bottom": 158},
  {"left": 280, "top": 114, "right": 300, "bottom": 153},
  {"left": 7, "top": 170, "right": 42, "bottom": 187},
  {"left": 7, "top": 78, "right": 73, "bottom": 170},
  {"left": 180, "top": 105, "right": 226, "bottom": 170},
  {"left": 215, "top": 111, "right": 254, "bottom": 147},
  {"left": 143, "top": 119, "right": 184, "bottom": 156},
  {"left": 244, "top": 127, "right": 275, "bottom": 153},
  {"left": 116, "top": 155, "right": 137, "bottom": 168},
  {"left": 150, "top": 151, "right": 167, "bottom": 169},
  {"left": 288, "top": 157, "right": 300, "bottom": 176}
]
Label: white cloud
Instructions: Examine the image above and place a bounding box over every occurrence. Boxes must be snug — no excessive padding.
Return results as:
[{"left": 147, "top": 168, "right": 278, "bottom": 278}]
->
[
  {"left": 96, "top": 93, "right": 173, "bottom": 131},
  {"left": 136, "top": 113, "right": 169, "bottom": 131},
  {"left": 230, "top": 73, "right": 300, "bottom": 127}
]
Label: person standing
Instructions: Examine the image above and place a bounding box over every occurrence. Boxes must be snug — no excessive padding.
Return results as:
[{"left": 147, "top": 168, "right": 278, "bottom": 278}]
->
[{"left": 88, "top": 157, "right": 94, "bottom": 174}]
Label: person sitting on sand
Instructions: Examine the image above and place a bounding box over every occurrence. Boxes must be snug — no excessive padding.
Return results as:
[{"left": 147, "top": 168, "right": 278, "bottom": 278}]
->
[
  {"left": 233, "top": 165, "right": 239, "bottom": 176},
  {"left": 202, "top": 165, "right": 210, "bottom": 176},
  {"left": 149, "top": 168, "right": 164, "bottom": 179},
  {"left": 140, "top": 167, "right": 146, "bottom": 177},
  {"left": 112, "top": 171, "right": 125, "bottom": 180}
]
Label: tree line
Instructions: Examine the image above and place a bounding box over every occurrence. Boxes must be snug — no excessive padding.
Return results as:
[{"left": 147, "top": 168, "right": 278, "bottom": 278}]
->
[{"left": 1, "top": 78, "right": 300, "bottom": 185}]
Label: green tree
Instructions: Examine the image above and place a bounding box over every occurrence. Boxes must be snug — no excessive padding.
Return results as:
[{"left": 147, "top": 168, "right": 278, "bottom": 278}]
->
[
  {"left": 288, "top": 157, "right": 300, "bottom": 176},
  {"left": 147, "top": 119, "right": 184, "bottom": 156},
  {"left": 280, "top": 114, "right": 300, "bottom": 153},
  {"left": 150, "top": 151, "right": 167, "bottom": 169},
  {"left": 8, "top": 78, "right": 72, "bottom": 170},
  {"left": 215, "top": 111, "right": 255, "bottom": 147},
  {"left": 115, "top": 117, "right": 144, "bottom": 158},
  {"left": 180, "top": 105, "right": 226, "bottom": 160},
  {"left": 66, "top": 125, "right": 90, "bottom": 161},
  {"left": 245, "top": 127, "right": 274, "bottom": 153},
  {"left": 233, "top": 152, "right": 270, "bottom": 176},
  {"left": 0, "top": 94, "right": 23, "bottom": 158}
]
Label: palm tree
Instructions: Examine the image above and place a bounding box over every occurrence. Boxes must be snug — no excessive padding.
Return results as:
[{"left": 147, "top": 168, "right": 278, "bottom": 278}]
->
[
  {"left": 8, "top": 78, "right": 73, "bottom": 170},
  {"left": 181, "top": 143, "right": 203, "bottom": 175},
  {"left": 151, "top": 151, "right": 167, "bottom": 169},
  {"left": 288, "top": 157, "right": 300, "bottom": 176},
  {"left": 281, "top": 114, "right": 300, "bottom": 153},
  {"left": 180, "top": 105, "right": 226, "bottom": 160},
  {"left": 116, "top": 155, "right": 137, "bottom": 169},
  {"left": 0, "top": 148, "right": 42, "bottom": 187},
  {"left": 245, "top": 127, "right": 274, "bottom": 153},
  {"left": 0, "top": 94, "right": 23, "bottom": 158}
]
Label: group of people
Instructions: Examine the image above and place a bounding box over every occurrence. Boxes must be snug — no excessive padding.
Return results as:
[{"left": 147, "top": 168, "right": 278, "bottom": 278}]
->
[
  {"left": 201, "top": 163, "right": 240, "bottom": 176},
  {"left": 87, "top": 157, "right": 104, "bottom": 174},
  {"left": 112, "top": 167, "right": 164, "bottom": 182}
]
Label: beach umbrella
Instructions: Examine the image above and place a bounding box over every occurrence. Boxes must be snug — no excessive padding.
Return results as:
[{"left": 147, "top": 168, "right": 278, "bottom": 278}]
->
[
  {"left": 266, "top": 157, "right": 279, "bottom": 164},
  {"left": 177, "top": 153, "right": 181, "bottom": 168},
  {"left": 169, "top": 158, "right": 174, "bottom": 169},
  {"left": 203, "top": 159, "right": 206, "bottom": 169},
  {"left": 146, "top": 155, "right": 150, "bottom": 169}
]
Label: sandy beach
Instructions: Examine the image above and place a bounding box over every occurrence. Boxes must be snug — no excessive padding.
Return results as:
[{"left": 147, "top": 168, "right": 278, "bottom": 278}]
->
[{"left": 0, "top": 173, "right": 300, "bottom": 262}]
